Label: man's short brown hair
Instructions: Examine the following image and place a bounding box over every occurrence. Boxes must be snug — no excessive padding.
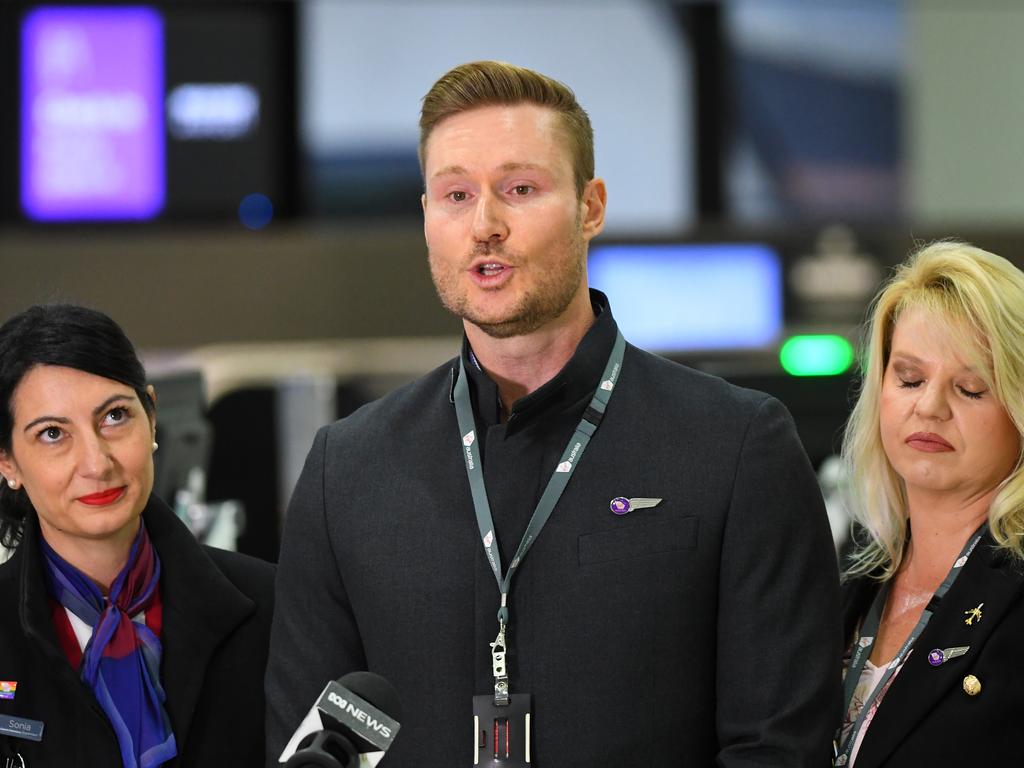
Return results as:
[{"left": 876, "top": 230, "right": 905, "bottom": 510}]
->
[{"left": 419, "top": 60, "right": 595, "bottom": 197}]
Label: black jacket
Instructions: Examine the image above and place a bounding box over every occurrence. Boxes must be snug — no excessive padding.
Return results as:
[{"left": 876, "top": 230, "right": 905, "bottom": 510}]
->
[
  {"left": 267, "top": 312, "right": 842, "bottom": 767},
  {"left": 0, "top": 496, "right": 275, "bottom": 767},
  {"left": 841, "top": 532, "right": 1024, "bottom": 766}
]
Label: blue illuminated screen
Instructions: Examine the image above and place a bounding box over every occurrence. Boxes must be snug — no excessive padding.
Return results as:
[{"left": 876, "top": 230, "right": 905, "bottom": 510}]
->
[{"left": 588, "top": 243, "right": 783, "bottom": 351}]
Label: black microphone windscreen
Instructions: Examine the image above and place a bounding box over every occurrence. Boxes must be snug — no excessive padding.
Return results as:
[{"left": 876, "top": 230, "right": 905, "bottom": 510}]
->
[{"left": 337, "top": 671, "right": 403, "bottom": 723}]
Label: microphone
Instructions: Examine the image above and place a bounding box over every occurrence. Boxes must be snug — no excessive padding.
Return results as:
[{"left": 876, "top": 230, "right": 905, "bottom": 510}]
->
[{"left": 281, "top": 672, "right": 403, "bottom": 768}]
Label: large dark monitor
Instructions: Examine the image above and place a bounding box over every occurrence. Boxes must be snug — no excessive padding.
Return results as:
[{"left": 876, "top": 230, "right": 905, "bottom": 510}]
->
[{"left": 1, "top": 1, "right": 297, "bottom": 225}]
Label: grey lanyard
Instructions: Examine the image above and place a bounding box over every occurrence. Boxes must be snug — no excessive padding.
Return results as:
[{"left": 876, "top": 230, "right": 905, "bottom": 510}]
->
[
  {"left": 835, "top": 525, "right": 985, "bottom": 765},
  {"left": 452, "top": 330, "right": 625, "bottom": 703}
]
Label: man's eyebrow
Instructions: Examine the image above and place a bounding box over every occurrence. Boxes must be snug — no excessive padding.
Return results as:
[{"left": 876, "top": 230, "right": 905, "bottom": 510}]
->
[
  {"left": 430, "top": 165, "right": 469, "bottom": 180},
  {"left": 498, "top": 162, "right": 547, "bottom": 173},
  {"left": 430, "top": 162, "right": 550, "bottom": 180}
]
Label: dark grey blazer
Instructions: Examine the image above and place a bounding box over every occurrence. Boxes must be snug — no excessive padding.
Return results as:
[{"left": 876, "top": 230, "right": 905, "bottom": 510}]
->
[
  {"left": 0, "top": 496, "right": 275, "bottom": 767},
  {"left": 268, "top": 342, "right": 843, "bottom": 767},
  {"left": 841, "top": 533, "right": 1024, "bottom": 766}
]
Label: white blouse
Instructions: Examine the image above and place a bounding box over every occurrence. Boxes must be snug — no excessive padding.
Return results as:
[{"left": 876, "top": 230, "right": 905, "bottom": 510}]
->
[{"left": 840, "top": 650, "right": 910, "bottom": 765}]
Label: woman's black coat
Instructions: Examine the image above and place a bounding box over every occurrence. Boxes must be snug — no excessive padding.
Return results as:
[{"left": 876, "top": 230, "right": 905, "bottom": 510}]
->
[
  {"left": 841, "top": 532, "right": 1024, "bottom": 766},
  {"left": 0, "top": 496, "right": 275, "bottom": 767}
]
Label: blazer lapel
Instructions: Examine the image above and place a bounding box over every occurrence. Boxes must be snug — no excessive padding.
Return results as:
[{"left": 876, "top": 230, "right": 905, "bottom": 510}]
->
[
  {"left": 854, "top": 535, "right": 1024, "bottom": 768},
  {"left": 17, "top": 517, "right": 80, "bottom": 671},
  {"left": 144, "top": 499, "right": 255, "bottom": 756}
]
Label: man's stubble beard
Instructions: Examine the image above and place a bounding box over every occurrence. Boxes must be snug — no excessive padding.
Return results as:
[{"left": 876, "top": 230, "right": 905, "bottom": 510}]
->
[{"left": 428, "top": 221, "right": 587, "bottom": 340}]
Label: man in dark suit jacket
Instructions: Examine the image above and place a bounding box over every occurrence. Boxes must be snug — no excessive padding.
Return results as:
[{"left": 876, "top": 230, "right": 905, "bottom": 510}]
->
[{"left": 266, "top": 60, "right": 842, "bottom": 766}]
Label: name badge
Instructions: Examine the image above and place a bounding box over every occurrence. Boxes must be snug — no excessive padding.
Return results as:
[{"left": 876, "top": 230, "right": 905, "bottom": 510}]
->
[
  {"left": 472, "top": 694, "right": 531, "bottom": 766},
  {"left": 0, "top": 716, "right": 44, "bottom": 742}
]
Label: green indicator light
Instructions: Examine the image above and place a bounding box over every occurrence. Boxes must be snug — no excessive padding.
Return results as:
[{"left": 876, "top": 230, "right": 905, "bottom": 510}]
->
[{"left": 780, "top": 335, "right": 854, "bottom": 376}]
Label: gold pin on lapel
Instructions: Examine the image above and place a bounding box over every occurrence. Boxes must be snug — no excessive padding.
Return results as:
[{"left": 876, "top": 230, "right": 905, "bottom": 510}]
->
[
  {"left": 964, "top": 603, "right": 984, "bottom": 626},
  {"left": 962, "top": 675, "right": 982, "bottom": 696}
]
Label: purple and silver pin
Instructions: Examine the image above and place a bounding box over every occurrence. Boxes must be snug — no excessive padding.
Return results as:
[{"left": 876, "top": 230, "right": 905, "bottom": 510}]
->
[
  {"left": 610, "top": 497, "right": 631, "bottom": 515},
  {"left": 927, "top": 645, "right": 969, "bottom": 667},
  {"left": 609, "top": 496, "right": 663, "bottom": 515}
]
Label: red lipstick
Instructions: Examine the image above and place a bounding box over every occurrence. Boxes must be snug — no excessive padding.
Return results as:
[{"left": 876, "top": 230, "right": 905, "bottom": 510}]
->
[
  {"left": 77, "top": 487, "right": 126, "bottom": 506},
  {"left": 905, "top": 432, "right": 954, "bottom": 452}
]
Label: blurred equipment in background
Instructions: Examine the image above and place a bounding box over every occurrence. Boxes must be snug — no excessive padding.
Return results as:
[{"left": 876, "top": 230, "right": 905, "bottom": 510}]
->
[
  {"left": 817, "top": 454, "right": 851, "bottom": 553},
  {"left": 151, "top": 370, "right": 244, "bottom": 551},
  {"left": 151, "top": 371, "right": 210, "bottom": 503},
  {"left": 790, "top": 225, "right": 883, "bottom": 322},
  {"left": 724, "top": 1, "right": 904, "bottom": 221}
]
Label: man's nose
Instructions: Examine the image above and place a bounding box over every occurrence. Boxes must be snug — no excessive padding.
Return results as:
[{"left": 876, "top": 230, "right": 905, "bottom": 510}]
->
[{"left": 471, "top": 191, "right": 509, "bottom": 243}]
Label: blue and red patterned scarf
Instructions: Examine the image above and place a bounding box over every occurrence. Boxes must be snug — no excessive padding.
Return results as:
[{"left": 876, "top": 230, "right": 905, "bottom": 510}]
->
[{"left": 40, "top": 523, "right": 178, "bottom": 768}]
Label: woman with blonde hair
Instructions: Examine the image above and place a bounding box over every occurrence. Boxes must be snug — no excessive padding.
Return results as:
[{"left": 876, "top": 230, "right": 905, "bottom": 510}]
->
[{"left": 836, "top": 241, "right": 1024, "bottom": 766}]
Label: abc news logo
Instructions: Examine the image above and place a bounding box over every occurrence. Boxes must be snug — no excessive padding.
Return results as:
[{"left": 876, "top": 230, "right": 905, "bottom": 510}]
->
[{"left": 325, "top": 691, "right": 394, "bottom": 740}]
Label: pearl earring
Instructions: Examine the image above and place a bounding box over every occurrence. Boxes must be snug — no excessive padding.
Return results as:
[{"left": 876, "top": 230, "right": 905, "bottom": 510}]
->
[
  {"left": 7, "top": 478, "right": 18, "bottom": 490},
  {"left": 152, "top": 441, "right": 159, "bottom": 452}
]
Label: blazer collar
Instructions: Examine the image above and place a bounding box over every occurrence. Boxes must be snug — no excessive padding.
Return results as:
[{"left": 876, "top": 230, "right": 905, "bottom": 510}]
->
[
  {"left": 854, "top": 533, "right": 1024, "bottom": 768},
  {"left": 14, "top": 496, "right": 255, "bottom": 753},
  {"left": 142, "top": 495, "right": 256, "bottom": 752},
  {"left": 460, "top": 288, "right": 618, "bottom": 436}
]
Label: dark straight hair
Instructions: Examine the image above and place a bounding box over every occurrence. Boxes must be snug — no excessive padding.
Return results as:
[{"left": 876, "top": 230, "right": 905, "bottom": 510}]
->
[{"left": 0, "top": 304, "right": 154, "bottom": 549}]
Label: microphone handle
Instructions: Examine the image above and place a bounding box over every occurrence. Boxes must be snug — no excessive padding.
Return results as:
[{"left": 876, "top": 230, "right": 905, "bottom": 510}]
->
[{"left": 284, "top": 730, "right": 359, "bottom": 768}]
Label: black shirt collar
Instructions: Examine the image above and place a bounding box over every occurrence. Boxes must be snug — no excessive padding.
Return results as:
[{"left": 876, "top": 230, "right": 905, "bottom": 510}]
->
[{"left": 459, "top": 289, "right": 618, "bottom": 435}]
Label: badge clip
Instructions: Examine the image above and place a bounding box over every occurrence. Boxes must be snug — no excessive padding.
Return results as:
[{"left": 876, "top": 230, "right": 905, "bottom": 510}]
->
[{"left": 490, "top": 623, "right": 509, "bottom": 706}]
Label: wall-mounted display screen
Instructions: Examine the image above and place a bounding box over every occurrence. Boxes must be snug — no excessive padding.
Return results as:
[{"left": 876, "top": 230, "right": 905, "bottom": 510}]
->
[
  {"left": 5, "top": 1, "right": 295, "bottom": 225},
  {"left": 21, "top": 6, "right": 164, "bottom": 220},
  {"left": 588, "top": 242, "right": 783, "bottom": 352}
]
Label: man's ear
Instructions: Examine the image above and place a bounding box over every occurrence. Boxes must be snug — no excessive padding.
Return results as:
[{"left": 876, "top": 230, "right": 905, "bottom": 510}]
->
[
  {"left": 422, "top": 192, "right": 430, "bottom": 248},
  {"left": 580, "top": 178, "right": 607, "bottom": 242}
]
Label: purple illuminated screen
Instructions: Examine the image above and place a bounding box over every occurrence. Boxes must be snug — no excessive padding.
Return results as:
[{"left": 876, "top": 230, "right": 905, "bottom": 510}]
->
[{"left": 21, "top": 6, "right": 164, "bottom": 221}]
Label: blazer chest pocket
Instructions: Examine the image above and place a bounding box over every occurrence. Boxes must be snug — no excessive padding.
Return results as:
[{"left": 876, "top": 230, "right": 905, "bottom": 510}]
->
[{"left": 578, "top": 516, "right": 698, "bottom": 566}]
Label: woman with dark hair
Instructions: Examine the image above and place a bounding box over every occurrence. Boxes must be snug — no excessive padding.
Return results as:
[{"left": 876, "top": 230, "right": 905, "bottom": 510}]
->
[{"left": 0, "top": 304, "right": 274, "bottom": 767}]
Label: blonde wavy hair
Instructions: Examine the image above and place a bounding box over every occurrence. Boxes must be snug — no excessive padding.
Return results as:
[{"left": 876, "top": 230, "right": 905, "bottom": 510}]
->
[{"left": 842, "top": 241, "right": 1024, "bottom": 579}]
